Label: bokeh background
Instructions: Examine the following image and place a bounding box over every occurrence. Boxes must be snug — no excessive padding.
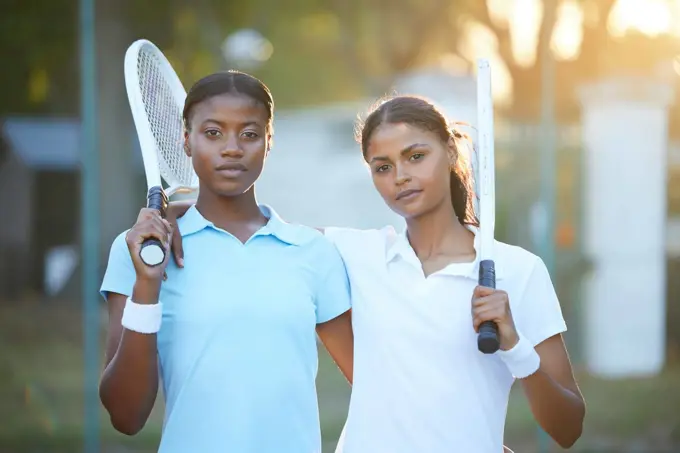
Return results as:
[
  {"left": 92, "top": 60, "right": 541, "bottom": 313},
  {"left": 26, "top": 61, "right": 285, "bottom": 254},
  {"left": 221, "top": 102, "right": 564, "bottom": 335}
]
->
[{"left": 1, "top": 0, "right": 680, "bottom": 452}]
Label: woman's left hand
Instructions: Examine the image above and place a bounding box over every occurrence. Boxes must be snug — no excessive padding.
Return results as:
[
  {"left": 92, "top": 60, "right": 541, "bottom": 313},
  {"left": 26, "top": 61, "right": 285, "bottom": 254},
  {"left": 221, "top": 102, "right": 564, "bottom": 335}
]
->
[{"left": 471, "top": 286, "right": 519, "bottom": 351}]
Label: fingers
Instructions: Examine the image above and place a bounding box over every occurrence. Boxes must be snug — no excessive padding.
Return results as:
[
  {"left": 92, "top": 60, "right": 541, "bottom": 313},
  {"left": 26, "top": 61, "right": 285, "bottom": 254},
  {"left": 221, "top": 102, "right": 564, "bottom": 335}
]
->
[
  {"left": 128, "top": 209, "right": 172, "bottom": 249},
  {"left": 472, "top": 291, "right": 503, "bottom": 308},
  {"left": 472, "top": 304, "right": 504, "bottom": 332},
  {"left": 171, "top": 225, "right": 184, "bottom": 268},
  {"left": 166, "top": 200, "right": 193, "bottom": 221},
  {"left": 471, "top": 289, "right": 509, "bottom": 331},
  {"left": 139, "top": 217, "right": 170, "bottom": 245},
  {"left": 136, "top": 207, "right": 161, "bottom": 223},
  {"left": 472, "top": 285, "right": 495, "bottom": 299}
]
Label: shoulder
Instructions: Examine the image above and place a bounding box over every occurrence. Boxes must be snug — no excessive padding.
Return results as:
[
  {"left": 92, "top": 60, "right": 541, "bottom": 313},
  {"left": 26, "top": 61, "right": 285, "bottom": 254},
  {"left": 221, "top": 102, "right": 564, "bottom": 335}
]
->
[
  {"left": 279, "top": 222, "right": 327, "bottom": 247},
  {"left": 275, "top": 222, "right": 342, "bottom": 262},
  {"left": 321, "top": 225, "right": 398, "bottom": 267},
  {"left": 323, "top": 225, "right": 397, "bottom": 248},
  {"left": 495, "top": 241, "right": 543, "bottom": 279},
  {"left": 100, "top": 229, "right": 135, "bottom": 301},
  {"left": 494, "top": 240, "right": 550, "bottom": 291},
  {"left": 494, "top": 241, "right": 566, "bottom": 344},
  {"left": 494, "top": 241, "right": 541, "bottom": 274},
  {"left": 109, "top": 229, "right": 131, "bottom": 255}
]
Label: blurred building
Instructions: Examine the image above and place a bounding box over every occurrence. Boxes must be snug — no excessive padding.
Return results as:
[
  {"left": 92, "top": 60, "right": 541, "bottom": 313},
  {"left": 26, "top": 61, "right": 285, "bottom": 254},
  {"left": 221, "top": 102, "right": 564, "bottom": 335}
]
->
[{"left": 0, "top": 118, "right": 144, "bottom": 301}]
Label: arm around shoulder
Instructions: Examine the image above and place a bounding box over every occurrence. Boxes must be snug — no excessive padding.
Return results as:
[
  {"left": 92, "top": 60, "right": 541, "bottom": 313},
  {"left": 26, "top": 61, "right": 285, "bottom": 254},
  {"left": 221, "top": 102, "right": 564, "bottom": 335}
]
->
[{"left": 313, "top": 236, "right": 354, "bottom": 383}]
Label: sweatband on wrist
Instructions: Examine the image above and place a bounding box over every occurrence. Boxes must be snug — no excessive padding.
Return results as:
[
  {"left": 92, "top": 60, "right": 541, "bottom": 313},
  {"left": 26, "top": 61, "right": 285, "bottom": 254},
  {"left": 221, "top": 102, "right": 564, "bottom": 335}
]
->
[
  {"left": 121, "top": 297, "right": 163, "bottom": 334},
  {"left": 496, "top": 333, "right": 540, "bottom": 379}
]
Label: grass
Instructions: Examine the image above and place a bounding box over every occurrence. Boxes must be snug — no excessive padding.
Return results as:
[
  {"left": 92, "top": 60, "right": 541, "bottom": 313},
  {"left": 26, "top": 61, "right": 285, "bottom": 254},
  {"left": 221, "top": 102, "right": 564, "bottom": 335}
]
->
[{"left": 1, "top": 301, "right": 679, "bottom": 452}]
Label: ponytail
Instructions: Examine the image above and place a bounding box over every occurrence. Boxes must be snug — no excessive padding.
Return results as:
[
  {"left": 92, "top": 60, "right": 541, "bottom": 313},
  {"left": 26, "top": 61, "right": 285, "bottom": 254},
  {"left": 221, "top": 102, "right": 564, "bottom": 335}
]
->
[{"left": 449, "top": 126, "right": 479, "bottom": 227}]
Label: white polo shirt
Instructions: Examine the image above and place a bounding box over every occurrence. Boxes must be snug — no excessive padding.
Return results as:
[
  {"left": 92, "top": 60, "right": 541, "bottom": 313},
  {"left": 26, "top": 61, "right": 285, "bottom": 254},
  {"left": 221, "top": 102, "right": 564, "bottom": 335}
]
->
[{"left": 325, "top": 226, "right": 567, "bottom": 453}]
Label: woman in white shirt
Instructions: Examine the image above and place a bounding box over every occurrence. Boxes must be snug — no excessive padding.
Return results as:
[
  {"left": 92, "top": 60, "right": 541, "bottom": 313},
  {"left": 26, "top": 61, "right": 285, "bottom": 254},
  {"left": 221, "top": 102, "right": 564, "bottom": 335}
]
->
[{"left": 169, "top": 94, "right": 585, "bottom": 452}]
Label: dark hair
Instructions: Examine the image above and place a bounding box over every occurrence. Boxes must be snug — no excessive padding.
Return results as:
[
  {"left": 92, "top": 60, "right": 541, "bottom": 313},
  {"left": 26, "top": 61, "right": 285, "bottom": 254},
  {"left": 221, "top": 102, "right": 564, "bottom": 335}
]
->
[
  {"left": 182, "top": 70, "right": 274, "bottom": 133},
  {"left": 357, "top": 96, "right": 478, "bottom": 226}
]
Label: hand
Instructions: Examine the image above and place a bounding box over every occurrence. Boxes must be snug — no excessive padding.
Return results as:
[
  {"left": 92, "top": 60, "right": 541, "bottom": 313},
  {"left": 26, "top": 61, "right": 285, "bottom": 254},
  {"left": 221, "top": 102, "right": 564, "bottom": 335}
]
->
[
  {"left": 165, "top": 200, "right": 195, "bottom": 268},
  {"left": 126, "top": 208, "right": 173, "bottom": 282},
  {"left": 471, "top": 286, "right": 519, "bottom": 351}
]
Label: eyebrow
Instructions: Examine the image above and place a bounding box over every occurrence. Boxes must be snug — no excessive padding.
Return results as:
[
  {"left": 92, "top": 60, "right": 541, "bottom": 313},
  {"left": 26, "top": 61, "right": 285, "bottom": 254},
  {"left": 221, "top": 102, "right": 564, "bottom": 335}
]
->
[
  {"left": 369, "top": 143, "right": 429, "bottom": 163},
  {"left": 201, "top": 119, "right": 262, "bottom": 128}
]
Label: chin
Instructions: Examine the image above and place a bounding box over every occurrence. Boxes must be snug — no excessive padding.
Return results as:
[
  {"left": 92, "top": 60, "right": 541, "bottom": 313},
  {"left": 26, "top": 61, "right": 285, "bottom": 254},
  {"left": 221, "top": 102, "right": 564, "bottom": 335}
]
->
[
  {"left": 207, "top": 180, "right": 254, "bottom": 198},
  {"left": 391, "top": 194, "right": 449, "bottom": 220},
  {"left": 386, "top": 201, "right": 428, "bottom": 220}
]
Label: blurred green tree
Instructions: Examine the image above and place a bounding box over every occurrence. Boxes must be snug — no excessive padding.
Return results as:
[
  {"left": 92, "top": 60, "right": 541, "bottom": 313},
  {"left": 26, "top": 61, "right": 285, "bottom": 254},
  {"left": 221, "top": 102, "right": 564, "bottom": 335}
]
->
[{"left": 2, "top": 0, "right": 679, "bottom": 123}]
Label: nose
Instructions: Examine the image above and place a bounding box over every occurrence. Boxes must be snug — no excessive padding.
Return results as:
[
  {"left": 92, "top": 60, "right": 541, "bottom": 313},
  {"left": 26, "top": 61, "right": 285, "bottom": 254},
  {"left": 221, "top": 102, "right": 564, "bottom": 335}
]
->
[
  {"left": 221, "top": 134, "right": 245, "bottom": 159},
  {"left": 395, "top": 164, "right": 411, "bottom": 186}
]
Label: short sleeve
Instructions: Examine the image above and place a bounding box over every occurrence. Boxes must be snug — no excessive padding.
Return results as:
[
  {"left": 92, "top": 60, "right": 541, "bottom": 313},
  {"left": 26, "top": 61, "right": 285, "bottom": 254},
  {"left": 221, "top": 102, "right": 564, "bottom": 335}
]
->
[
  {"left": 513, "top": 257, "right": 567, "bottom": 347},
  {"left": 99, "top": 230, "right": 136, "bottom": 301},
  {"left": 312, "top": 237, "right": 352, "bottom": 324}
]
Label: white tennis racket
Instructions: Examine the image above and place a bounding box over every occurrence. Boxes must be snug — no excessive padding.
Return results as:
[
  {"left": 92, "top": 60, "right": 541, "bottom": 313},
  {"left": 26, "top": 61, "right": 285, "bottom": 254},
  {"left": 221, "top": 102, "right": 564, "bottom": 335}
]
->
[
  {"left": 475, "top": 59, "right": 500, "bottom": 354},
  {"left": 124, "top": 39, "right": 199, "bottom": 267}
]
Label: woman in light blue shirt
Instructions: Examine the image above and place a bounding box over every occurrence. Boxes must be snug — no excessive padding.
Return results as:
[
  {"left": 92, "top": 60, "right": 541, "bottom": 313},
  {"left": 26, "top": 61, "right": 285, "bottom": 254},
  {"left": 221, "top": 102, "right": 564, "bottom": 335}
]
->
[{"left": 99, "top": 71, "right": 353, "bottom": 453}]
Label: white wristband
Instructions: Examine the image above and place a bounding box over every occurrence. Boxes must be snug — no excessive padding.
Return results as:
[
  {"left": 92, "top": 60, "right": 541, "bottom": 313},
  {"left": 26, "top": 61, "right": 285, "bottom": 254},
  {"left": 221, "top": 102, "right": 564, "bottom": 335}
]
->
[
  {"left": 121, "top": 297, "right": 163, "bottom": 334},
  {"left": 496, "top": 333, "right": 540, "bottom": 379}
]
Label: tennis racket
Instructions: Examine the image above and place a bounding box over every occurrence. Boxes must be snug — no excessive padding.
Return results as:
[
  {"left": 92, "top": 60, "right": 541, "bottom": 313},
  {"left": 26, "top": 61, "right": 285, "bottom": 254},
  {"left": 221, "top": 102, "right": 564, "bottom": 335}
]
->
[
  {"left": 124, "top": 39, "right": 199, "bottom": 267},
  {"left": 475, "top": 59, "right": 500, "bottom": 354}
]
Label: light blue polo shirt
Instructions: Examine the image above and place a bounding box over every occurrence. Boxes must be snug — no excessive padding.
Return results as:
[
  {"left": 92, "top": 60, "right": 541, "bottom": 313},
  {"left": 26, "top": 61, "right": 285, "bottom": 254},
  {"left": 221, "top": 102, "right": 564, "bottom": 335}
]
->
[{"left": 100, "top": 205, "right": 351, "bottom": 453}]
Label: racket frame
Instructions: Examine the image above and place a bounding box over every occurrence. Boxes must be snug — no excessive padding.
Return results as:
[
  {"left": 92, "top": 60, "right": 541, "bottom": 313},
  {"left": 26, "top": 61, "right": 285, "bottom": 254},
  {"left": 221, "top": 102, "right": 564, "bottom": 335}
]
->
[
  {"left": 124, "top": 39, "right": 197, "bottom": 197},
  {"left": 476, "top": 58, "right": 500, "bottom": 354},
  {"left": 124, "top": 39, "right": 194, "bottom": 267}
]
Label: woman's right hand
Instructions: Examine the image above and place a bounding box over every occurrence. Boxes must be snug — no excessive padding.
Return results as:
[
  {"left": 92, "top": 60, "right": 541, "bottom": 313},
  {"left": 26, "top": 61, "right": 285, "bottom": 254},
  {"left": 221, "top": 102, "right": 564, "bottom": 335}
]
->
[{"left": 125, "top": 208, "right": 173, "bottom": 282}]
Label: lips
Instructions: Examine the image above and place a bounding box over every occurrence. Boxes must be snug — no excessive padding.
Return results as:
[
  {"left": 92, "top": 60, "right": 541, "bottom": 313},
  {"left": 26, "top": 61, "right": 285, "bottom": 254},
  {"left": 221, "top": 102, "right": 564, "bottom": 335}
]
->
[
  {"left": 215, "top": 162, "right": 247, "bottom": 178},
  {"left": 216, "top": 162, "right": 247, "bottom": 171},
  {"left": 396, "top": 189, "right": 422, "bottom": 201}
]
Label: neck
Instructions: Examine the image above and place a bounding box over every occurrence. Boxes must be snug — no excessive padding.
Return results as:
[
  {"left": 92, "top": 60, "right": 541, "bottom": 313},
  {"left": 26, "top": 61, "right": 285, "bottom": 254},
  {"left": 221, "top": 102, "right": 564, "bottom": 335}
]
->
[
  {"left": 194, "top": 185, "right": 265, "bottom": 228},
  {"left": 405, "top": 202, "right": 475, "bottom": 261}
]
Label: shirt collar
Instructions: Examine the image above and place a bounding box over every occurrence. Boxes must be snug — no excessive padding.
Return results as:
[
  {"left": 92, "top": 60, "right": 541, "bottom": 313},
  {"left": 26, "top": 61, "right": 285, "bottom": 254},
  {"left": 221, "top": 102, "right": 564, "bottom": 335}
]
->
[
  {"left": 177, "top": 204, "right": 305, "bottom": 246},
  {"left": 385, "top": 225, "right": 505, "bottom": 280}
]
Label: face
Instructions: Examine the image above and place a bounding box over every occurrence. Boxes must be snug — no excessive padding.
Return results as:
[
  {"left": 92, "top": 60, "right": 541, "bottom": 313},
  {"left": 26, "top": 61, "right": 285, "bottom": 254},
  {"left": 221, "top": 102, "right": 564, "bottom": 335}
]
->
[
  {"left": 184, "top": 93, "right": 271, "bottom": 197},
  {"left": 365, "top": 122, "right": 454, "bottom": 219}
]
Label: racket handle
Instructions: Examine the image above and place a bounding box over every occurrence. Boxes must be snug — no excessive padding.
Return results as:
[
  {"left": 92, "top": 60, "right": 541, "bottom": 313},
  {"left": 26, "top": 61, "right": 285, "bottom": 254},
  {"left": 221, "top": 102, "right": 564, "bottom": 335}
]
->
[
  {"left": 140, "top": 186, "right": 169, "bottom": 267},
  {"left": 477, "top": 259, "right": 500, "bottom": 354}
]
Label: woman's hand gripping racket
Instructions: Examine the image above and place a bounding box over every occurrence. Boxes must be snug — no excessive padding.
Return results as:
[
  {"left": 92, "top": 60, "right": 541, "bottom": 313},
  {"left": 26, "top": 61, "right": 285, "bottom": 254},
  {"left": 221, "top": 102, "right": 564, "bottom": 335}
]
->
[
  {"left": 124, "top": 39, "right": 199, "bottom": 267},
  {"left": 476, "top": 59, "right": 500, "bottom": 354}
]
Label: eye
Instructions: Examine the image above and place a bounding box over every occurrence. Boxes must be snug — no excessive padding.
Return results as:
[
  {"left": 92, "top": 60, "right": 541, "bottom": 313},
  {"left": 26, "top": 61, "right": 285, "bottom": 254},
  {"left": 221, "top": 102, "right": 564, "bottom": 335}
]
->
[
  {"left": 375, "top": 164, "right": 391, "bottom": 173},
  {"left": 241, "top": 131, "right": 259, "bottom": 140},
  {"left": 409, "top": 152, "right": 425, "bottom": 161},
  {"left": 205, "top": 129, "right": 221, "bottom": 138}
]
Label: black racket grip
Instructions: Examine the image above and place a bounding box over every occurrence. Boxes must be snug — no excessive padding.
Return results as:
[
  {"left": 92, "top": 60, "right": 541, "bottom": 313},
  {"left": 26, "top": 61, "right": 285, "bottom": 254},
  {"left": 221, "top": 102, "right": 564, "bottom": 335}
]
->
[
  {"left": 477, "top": 259, "right": 500, "bottom": 354},
  {"left": 139, "top": 186, "right": 169, "bottom": 267}
]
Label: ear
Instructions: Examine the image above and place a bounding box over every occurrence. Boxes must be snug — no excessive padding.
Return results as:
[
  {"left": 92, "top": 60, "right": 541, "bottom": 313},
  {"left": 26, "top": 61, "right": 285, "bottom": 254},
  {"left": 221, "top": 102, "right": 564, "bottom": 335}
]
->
[
  {"left": 183, "top": 131, "right": 191, "bottom": 157},
  {"left": 265, "top": 133, "right": 273, "bottom": 155}
]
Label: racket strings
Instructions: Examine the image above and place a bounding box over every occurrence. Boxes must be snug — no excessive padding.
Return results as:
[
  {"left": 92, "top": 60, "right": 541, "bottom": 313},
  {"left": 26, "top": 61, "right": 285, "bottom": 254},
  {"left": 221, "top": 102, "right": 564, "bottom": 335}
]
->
[{"left": 137, "top": 50, "right": 194, "bottom": 187}]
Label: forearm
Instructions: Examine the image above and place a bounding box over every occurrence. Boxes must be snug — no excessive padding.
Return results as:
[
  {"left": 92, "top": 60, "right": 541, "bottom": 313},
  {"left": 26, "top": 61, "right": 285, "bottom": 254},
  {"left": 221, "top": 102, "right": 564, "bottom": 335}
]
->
[
  {"left": 520, "top": 367, "right": 585, "bottom": 448},
  {"left": 99, "top": 280, "right": 161, "bottom": 435},
  {"left": 316, "top": 311, "right": 354, "bottom": 384}
]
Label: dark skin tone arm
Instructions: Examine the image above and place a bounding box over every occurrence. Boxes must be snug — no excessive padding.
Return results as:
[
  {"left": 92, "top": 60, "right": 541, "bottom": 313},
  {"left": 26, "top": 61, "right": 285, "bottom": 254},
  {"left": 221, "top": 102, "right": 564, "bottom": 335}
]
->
[
  {"left": 101, "top": 286, "right": 159, "bottom": 435},
  {"left": 316, "top": 310, "right": 354, "bottom": 384},
  {"left": 521, "top": 335, "right": 585, "bottom": 448},
  {"left": 99, "top": 208, "right": 172, "bottom": 435},
  {"left": 472, "top": 286, "right": 586, "bottom": 448}
]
